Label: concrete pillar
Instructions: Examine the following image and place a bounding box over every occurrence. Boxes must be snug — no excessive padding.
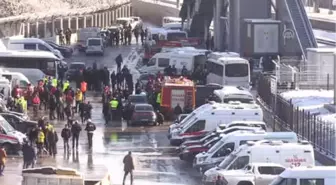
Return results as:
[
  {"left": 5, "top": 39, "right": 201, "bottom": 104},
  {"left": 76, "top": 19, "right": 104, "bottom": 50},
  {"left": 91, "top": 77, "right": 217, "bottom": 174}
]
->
[
  {"left": 334, "top": 52, "right": 336, "bottom": 105},
  {"left": 91, "top": 15, "right": 94, "bottom": 27},
  {"left": 103, "top": 12, "right": 106, "bottom": 27},
  {"left": 100, "top": 13, "right": 103, "bottom": 27},
  {"left": 214, "top": 0, "right": 223, "bottom": 50},
  {"left": 60, "top": 18, "right": 64, "bottom": 30},
  {"left": 95, "top": 14, "right": 98, "bottom": 27},
  {"left": 84, "top": 16, "right": 87, "bottom": 28},
  {"left": 112, "top": 10, "right": 115, "bottom": 21},
  {"left": 68, "top": 17, "right": 71, "bottom": 29},
  {"left": 186, "top": 3, "right": 191, "bottom": 29},
  {"left": 108, "top": 11, "right": 111, "bottom": 25},
  {"left": 27, "top": 23, "right": 30, "bottom": 37},
  {"left": 44, "top": 21, "right": 47, "bottom": 38},
  {"left": 35, "top": 22, "right": 39, "bottom": 37},
  {"left": 51, "top": 19, "right": 55, "bottom": 36},
  {"left": 76, "top": 17, "right": 79, "bottom": 30},
  {"left": 21, "top": 23, "right": 25, "bottom": 36}
]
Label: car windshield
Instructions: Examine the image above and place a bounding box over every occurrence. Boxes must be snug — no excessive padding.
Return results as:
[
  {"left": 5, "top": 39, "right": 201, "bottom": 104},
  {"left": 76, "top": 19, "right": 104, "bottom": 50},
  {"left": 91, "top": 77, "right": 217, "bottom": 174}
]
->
[
  {"left": 208, "top": 139, "right": 225, "bottom": 153},
  {"left": 0, "top": 118, "right": 15, "bottom": 132},
  {"left": 135, "top": 105, "right": 153, "bottom": 111},
  {"left": 129, "top": 96, "right": 147, "bottom": 103},
  {"left": 88, "top": 39, "right": 101, "bottom": 46},
  {"left": 218, "top": 153, "right": 237, "bottom": 169},
  {"left": 70, "top": 64, "right": 85, "bottom": 70}
]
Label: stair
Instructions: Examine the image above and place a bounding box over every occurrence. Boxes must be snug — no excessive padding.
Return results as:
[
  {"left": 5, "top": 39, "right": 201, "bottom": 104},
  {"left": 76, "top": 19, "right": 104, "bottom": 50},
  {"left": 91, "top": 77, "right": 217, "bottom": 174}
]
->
[{"left": 284, "top": 0, "right": 317, "bottom": 58}]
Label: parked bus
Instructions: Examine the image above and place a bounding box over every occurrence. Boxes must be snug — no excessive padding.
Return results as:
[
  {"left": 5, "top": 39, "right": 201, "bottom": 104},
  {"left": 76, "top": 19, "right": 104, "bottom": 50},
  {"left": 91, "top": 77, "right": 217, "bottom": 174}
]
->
[{"left": 0, "top": 50, "right": 60, "bottom": 77}]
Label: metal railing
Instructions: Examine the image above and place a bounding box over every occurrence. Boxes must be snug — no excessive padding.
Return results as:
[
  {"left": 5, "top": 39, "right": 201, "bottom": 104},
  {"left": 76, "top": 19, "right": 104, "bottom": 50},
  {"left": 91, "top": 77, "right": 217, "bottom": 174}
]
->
[{"left": 257, "top": 74, "right": 335, "bottom": 159}]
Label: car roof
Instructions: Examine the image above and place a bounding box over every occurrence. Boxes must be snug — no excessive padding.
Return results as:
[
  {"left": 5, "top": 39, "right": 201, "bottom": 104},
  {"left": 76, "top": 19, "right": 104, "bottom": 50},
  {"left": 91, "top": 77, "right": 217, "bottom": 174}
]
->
[{"left": 135, "top": 103, "right": 152, "bottom": 107}]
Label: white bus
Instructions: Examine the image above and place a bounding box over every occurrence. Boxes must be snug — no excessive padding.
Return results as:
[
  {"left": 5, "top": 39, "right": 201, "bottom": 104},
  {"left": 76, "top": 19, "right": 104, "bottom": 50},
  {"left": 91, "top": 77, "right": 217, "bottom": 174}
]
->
[
  {"left": 206, "top": 57, "right": 251, "bottom": 89},
  {"left": 0, "top": 50, "right": 60, "bottom": 77},
  {"left": 162, "top": 17, "right": 182, "bottom": 27}
]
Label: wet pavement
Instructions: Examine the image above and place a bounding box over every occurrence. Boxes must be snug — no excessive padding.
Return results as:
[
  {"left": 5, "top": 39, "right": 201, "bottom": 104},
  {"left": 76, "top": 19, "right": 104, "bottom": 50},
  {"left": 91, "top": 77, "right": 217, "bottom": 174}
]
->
[{"left": 0, "top": 42, "right": 202, "bottom": 185}]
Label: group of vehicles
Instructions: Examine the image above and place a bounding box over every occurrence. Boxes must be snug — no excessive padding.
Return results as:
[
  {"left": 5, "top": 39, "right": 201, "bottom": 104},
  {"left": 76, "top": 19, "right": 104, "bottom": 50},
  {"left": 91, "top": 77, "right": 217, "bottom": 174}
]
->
[{"left": 163, "top": 83, "right": 336, "bottom": 185}]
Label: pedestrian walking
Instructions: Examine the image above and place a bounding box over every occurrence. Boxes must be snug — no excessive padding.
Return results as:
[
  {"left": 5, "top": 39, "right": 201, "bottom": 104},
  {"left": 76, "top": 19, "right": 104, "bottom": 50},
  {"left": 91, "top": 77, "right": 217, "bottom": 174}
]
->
[
  {"left": 84, "top": 119, "right": 96, "bottom": 149},
  {"left": 22, "top": 141, "right": 36, "bottom": 169},
  {"left": 37, "top": 127, "right": 45, "bottom": 156},
  {"left": 0, "top": 146, "right": 6, "bottom": 176},
  {"left": 61, "top": 124, "right": 71, "bottom": 153},
  {"left": 71, "top": 121, "right": 82, "bottom": 150},
  {"left": 47, "top": 128, "right": 58, "bottom": 157},
  {"left": 122, "top": 151, "right": 134, "bottom": 185}
]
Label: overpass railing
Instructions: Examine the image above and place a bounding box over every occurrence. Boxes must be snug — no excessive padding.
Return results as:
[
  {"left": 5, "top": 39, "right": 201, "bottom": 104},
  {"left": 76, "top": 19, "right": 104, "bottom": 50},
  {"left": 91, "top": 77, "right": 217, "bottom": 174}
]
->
[{"left": 0, "top": 0, "right": 131, "bottom": 42}]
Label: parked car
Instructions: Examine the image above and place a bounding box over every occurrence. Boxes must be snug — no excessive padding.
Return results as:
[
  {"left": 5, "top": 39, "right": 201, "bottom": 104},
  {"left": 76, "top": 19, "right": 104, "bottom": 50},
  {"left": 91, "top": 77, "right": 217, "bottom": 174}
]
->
[
  {"left": 45, "top": 40, "right": 73, "bottom": 58},
  {"left": 0, "top": 113, "right": 37, "bottom": 134},
  {"left": 66, "top": 62, "right": 86, "bottom": 81},
  {"left": 130, "top": 104, "right": 156, "bottom": 126}
]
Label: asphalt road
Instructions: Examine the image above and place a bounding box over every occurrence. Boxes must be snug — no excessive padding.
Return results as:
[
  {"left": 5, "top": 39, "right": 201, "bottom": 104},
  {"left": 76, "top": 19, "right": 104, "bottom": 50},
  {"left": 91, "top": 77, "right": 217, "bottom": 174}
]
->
[{"left": 0, "top": 42, "right": 202, "bottom": 185}]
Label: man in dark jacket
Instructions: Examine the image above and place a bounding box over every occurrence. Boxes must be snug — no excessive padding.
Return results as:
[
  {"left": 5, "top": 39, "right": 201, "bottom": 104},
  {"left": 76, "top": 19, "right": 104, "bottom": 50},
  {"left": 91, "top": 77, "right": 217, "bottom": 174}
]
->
[
  {"left": 156, "top": 111, "right": 164, "bottom": 126},
  {"left": 47, "top": 129, "right": 58, "bottom": 157},
  {"left": 22, "top": 141, "right": 36, "bottom": 169},
  {"left": 84, "top": 119, "right": 96, "bottom": 149},
  {"left": 61, "top": 125, "right": 71, "bottom": 152},
  {"left": 173, "top": 104, "right": 183, "bottom": 118},
  {"left": 122, "top": 151, "right": 134, "bottom": 185},
  {"left": 71, "top": 121, "right": 82, "bottom": 150}
]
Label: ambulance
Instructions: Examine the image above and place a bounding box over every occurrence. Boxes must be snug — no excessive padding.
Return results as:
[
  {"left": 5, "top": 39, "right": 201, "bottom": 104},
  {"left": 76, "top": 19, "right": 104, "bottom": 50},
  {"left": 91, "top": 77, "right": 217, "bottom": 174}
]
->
[
  {"left": 0, "top": 115, "right": 27, "bottom": 153},
  {"left": 212, "top": 86, "right": 255, "bottom": 104},
  {"left": 270, "top": 166, "right": 336, "bottom": 185},
  {"left": 138, "top": 51, "right": 206, "bottom": 75},
  {"left": 194, "top": 131, "right": 297, "bottom": 172},
  {"left": 169, "top": 102, "right": 263, "bottom": 146},
  {"left": 202, "top": 140, "right": 315, "bottom": 185}
]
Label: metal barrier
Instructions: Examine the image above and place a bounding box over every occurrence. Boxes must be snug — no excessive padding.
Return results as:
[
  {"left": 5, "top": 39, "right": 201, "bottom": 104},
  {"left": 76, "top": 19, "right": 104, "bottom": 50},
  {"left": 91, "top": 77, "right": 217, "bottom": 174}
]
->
[
  {"left": 0, "top": 0, "right": 131, "bottom": 41},
  {"left": 257, "top": 74, "right": 336, "bottom": 164}
]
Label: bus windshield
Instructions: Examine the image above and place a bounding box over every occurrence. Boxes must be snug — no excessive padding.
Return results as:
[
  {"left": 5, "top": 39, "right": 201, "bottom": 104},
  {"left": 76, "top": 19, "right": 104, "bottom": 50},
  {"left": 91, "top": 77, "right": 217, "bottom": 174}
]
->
[{"left": 225, "top": 63, "right": 249, "bottom": 77}]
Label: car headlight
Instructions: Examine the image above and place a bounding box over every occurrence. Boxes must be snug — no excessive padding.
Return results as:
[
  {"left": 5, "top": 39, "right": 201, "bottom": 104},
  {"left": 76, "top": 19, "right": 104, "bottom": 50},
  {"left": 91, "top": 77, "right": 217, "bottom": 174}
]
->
[{"left": 198, "top": 156, "right": 207, "bottom": 164}]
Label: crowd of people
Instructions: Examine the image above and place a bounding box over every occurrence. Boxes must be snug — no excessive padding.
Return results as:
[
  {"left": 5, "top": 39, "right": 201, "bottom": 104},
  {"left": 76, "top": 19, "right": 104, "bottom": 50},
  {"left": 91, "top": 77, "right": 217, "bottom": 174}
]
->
[{"left": 106, "top": 23, "right": 147, "bottom": 46}]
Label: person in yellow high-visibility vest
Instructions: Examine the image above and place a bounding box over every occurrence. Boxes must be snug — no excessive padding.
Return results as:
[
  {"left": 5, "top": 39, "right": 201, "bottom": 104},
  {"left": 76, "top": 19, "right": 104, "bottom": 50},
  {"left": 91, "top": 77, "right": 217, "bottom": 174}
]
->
[
  {"left": 75, "top": 89, "right": 83, "bottom": 113},
  {"left": 51, "top": 78, "right": 58, "bottom": 87},
  {"left": 156, "top": 92, "right": 161, "bottom": 111},
  {"left": 37, "top": 128, "right": 45, "bottom": 156},
  {"left": 21, "top": 97, "right": 27, "bottom": 113},
  {"left": 63, "top": 80, "right": 70, "bottom": 92},
  {"left": 109, "top": 98, "right": 119, "bottom": 120}
]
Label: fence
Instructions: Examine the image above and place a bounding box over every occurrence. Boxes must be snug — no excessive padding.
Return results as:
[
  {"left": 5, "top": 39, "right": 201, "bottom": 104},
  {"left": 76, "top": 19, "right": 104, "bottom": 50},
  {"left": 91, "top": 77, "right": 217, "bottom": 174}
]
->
[{"left": 257, "top": 74, "right": 336, "bottom": 159}]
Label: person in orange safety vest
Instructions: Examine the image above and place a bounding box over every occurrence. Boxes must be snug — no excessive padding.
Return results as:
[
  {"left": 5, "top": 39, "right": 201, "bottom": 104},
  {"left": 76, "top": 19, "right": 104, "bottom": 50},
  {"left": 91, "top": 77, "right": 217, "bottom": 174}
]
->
[{"left": 80, "top": 81, "right": 87, "bottom": 100}]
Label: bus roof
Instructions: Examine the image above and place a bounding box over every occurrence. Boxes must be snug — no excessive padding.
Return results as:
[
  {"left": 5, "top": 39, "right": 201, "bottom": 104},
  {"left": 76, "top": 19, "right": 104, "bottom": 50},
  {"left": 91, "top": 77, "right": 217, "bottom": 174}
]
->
[
  {"left": 214, "top": 86, "right": 253, "bottom": 98},
  {"left": 210, "top": 57, "right": 248, "bottom": 65},
  {"left": 0, "top": 50, "right": 58, "bottom": 59}
]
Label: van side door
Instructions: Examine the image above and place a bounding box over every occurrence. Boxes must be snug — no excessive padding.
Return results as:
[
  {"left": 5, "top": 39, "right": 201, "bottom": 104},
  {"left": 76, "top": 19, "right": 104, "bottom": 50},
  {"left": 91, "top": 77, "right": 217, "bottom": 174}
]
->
[{"left": 210, "top": 142, "right": 235, "bottom": 165}]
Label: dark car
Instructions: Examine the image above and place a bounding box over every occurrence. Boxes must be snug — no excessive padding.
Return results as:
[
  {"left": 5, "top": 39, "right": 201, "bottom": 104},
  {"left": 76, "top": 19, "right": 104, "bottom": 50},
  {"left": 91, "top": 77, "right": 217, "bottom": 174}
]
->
[
  {"left": 130, "top": 104, "right": 156, "bottom": 126},
  {"left": 0, "top": 113, "right": 37, "bottom": 134},
  {"left": 45, "top": 40, "right": 73, "bottom": 58},
  {"left": 179, "top": 136, "right": 221, "bottom": 163},
  {"left": 66, "top": 62, "right": 86, "bottom": 81}
]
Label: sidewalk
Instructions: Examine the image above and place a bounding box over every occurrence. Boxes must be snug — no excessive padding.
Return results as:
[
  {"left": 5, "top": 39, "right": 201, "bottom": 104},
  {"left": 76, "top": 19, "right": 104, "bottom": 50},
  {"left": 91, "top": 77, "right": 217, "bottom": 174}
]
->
[{"left": 305, "top": 6, "right": 336, "bottom": 22}]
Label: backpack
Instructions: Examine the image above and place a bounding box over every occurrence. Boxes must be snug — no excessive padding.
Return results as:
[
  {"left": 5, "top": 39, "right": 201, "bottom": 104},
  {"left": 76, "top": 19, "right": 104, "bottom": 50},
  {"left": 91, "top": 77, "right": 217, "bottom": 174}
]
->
[{"left": 32, "top": 96, "right": 40, "bottom": 104}]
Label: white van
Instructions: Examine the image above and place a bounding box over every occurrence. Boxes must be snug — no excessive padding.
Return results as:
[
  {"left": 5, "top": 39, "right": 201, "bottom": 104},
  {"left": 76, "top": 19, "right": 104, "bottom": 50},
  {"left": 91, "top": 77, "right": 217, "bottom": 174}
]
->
[
  {"left": 206, "top": 56, "right": 251, "bottom": 89},
  {"left": 168, "top": 102, "right": 223, "bottom": 134},
  {"left": 194, "top": 131, "right": 298, "bottom": 172},
  {"left": 202, "top": 141, "right": 315, "bottom": 184},
  {"left": 138, "top": 51, "right": 206, "bottom": 75},
  {"left": 0, "top": 115, "right": 27, "bottom": 152},
  {"left": 0, "top": 70, "right": 31, "bottom": 90},
  {"left": 212, "top": 86, "right": 255, "bottom": 104},
  {"left": 270, "top": 166, "right": 336, "bottom": 185},
  {"left": 162, "top": 16, "right": 182, "bottom": 27},
  {"left": 85, "top": 38, "right": 104, "bottom": 56},
  {"left": 169, "top": 103, "right": 263, "bottom": 146},
  {"left": 0, "top": 77, "right": 11, "bottom": 100},
  {"left": 216, "top": 121, "right": 267, "bottom": 132},
  {"left": 6, "top": 38, "right": 64, "bottom": 60}
]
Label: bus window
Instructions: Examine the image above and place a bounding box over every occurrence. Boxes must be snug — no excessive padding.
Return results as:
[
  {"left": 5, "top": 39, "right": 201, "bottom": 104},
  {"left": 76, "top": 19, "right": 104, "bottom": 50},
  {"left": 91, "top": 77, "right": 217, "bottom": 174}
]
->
[
  {"left": 193, "top": 55, "right": 206, "bottom": 72},
  {"left": 207, "top": 61, "right": 224, "bottom": 77},
  {"left": 225, "top": 63, "right": 249, "bottom": 77}
]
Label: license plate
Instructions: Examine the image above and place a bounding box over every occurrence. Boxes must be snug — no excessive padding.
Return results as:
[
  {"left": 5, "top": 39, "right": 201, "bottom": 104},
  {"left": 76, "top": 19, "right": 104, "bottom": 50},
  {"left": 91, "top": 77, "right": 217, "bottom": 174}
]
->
[{"left": 141, "top": 119, "right": 149, "bottom": 121}]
